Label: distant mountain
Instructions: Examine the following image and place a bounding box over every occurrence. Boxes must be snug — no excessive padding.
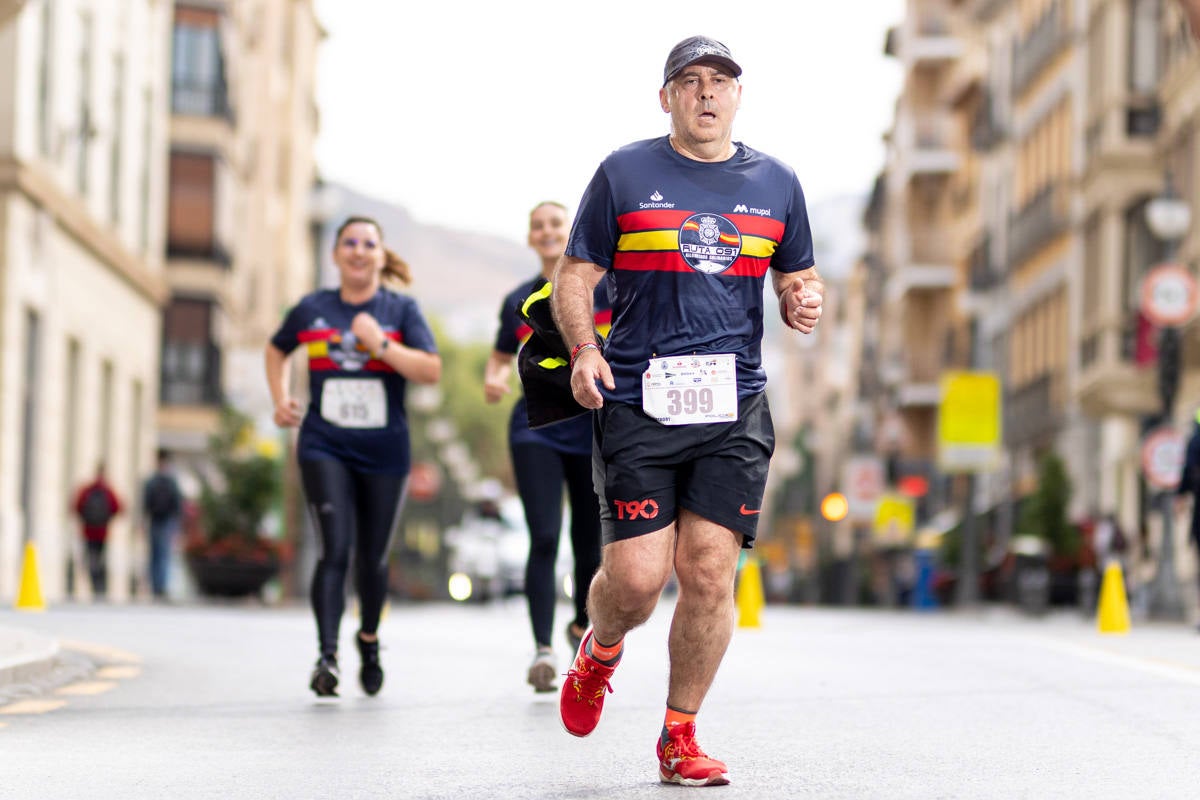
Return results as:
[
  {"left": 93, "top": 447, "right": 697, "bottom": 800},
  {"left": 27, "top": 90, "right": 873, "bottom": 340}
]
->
[{"left": 315, "top": 182, "right": 539, "bottom": 342}]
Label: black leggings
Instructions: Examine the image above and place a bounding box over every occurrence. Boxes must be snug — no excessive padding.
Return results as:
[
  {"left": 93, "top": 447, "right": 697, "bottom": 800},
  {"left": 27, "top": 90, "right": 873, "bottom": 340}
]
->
[
  {"left": 511, "top": 441, "right": 601, "bottom": 649},
  {"left": 300, "top": 458, "right": 407, "bottom": 657}
]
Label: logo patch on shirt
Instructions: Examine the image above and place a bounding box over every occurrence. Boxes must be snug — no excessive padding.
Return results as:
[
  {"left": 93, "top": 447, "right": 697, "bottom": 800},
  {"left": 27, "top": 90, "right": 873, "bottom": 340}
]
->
[
  {"left": 678, "top": 213, "right": 741, "bottom": 275},
  {"left": 640, "top": 189, "right": 676, "bottom": 210}
]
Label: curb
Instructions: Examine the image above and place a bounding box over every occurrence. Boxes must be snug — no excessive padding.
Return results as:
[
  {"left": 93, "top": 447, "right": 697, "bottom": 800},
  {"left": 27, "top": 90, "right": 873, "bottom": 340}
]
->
[
  {"left": 0, "top": 624, "right": 99, "bottom": 704},
  {"left": 0, "top": 624, "right": 59, "bottom": 687}
]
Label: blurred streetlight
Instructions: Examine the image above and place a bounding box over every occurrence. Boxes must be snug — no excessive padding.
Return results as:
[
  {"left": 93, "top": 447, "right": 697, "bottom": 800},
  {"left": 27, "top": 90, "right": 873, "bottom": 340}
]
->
[{"left": 1143, "top": 173, "right": 1192, "bottom": 622}]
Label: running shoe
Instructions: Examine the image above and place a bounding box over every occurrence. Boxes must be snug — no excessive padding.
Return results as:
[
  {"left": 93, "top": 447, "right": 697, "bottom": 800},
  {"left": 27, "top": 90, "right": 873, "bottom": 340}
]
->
[
  {"left": 527, "top": 648, "right": 557, "bottom": 693},
  {"left": 309, "top": 654, "right": 339, "bottom": 697},
  {"left": 559, "top": 630, "right": 617, "bottom": 737},
  {"left": 356, "top": 633, "right": 383, "bottom": 696},
  {"left": 657, "top": 722, "right": 730, "bottom": 786},
  {"left": 565, "top": 621, "right": 585, "bottom": 655}
]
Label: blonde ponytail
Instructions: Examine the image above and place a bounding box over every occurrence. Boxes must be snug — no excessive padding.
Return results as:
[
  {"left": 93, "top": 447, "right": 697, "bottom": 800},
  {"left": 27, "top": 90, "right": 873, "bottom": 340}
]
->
[{"left": 382, "top": 248, "right": 412, "bottom": 286}]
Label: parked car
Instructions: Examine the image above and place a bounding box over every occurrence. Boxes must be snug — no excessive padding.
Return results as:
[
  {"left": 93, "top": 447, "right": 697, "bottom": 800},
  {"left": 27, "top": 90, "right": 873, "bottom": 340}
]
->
[{"left": 444, "top": 496, "right": 574, "bottom": 602}]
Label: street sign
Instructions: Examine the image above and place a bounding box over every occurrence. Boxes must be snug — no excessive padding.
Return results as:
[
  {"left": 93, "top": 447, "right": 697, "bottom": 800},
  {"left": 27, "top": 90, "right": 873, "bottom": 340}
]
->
[
  {"left": 1141, "top": 427, "right": 1186, "bottom": 491},
  {"left": 873, "top": 492, "right": 915, "bottom": 547},
  {"left": 1140, "top": 263, "right": 1198, "bottom": 328},
  {"left": 937, "top": 371, "right": 1002, "bottom": 473},
  {"left": 842, "top": 455, "right": 884, "bottom": 522}
]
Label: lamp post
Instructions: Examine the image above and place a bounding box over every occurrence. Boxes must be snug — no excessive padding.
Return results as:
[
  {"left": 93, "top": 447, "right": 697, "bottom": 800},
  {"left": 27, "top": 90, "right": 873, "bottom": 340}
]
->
[{"left": 1143, "top": 174, "right": 1193, "bottom": 621}]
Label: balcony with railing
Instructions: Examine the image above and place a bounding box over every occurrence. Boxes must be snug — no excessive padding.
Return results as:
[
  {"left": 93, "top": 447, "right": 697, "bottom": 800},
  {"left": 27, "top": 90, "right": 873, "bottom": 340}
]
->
[
  {"left": 909, "top": 9, "right": 966, "bottom": 64},
  {"left": 161, "top": 340, "right": 222, "bottom": 406},
  {"left": 1008, "top": 183, "right": 1071, "bottom": 268},
  {"left": 909, "top": 112, "right": 961, "bottom": 176},
  {"left": 1077, "top": 309, "right": 1158, "bottom": 416},
  {"left": 967, "top": 234, "right": 1003, "bottom": 292},
  {"left": 888, "top": 230, "right": 957, "bottom": 301},
  {"left": 1013, "top": 0, "right": 1072, "bottom": 94}
]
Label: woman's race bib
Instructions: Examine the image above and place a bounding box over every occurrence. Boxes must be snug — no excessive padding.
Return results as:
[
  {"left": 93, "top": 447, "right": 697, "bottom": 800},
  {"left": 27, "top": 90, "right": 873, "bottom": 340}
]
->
[
  {"left": 641, "top": 354, "right": 738, "bottom": 426},
  {"left": 321, "top": 378, "right": 387, "bottom": 429}
]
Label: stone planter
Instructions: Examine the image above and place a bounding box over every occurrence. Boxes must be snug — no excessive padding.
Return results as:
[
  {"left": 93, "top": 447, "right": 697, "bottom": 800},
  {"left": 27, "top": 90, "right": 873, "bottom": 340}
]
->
[{"left": 187, "top": 553, "right": 281, "bottom": 598}]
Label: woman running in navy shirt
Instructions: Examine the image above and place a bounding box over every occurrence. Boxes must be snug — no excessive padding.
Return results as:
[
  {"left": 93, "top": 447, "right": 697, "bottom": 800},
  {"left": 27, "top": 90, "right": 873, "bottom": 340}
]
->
[{"left": 266, "top": 216, "right": 441, "bottom": 697}]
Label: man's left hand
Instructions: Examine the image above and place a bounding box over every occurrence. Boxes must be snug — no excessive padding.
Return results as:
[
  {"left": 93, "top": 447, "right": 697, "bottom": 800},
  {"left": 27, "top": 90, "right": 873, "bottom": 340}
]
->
[{"left": 780, "top": 279, "right": 824, "bottom": 334}]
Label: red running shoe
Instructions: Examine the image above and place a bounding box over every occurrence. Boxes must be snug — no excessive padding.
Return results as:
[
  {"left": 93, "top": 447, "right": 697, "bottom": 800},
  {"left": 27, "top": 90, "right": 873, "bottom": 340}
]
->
[
  {"left": 559, "top": 630, "right": 617, "bottom": 737},
  {"left": 657, "top": 722, "right": 730, "bottom": 786}
]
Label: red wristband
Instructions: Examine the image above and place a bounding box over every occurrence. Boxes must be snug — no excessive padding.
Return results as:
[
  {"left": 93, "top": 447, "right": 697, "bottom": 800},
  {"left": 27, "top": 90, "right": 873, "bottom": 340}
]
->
[{"left": 570, "top": 342, "right": 599, "bottom": 367}]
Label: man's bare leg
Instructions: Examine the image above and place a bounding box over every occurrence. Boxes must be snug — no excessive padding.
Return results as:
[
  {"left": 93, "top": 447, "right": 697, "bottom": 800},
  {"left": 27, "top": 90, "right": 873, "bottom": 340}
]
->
[
  {"left": 666, "top": 509, "right": 743, "bottom": 711},
  {"left": 586, "top": 523, "right": 676, "bottom": 646}
]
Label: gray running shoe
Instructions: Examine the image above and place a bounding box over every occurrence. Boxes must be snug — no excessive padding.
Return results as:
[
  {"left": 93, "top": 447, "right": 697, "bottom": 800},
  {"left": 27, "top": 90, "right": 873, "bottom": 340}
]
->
[{"left": 527, "top": 649, "right": 557, "bottom": 693}]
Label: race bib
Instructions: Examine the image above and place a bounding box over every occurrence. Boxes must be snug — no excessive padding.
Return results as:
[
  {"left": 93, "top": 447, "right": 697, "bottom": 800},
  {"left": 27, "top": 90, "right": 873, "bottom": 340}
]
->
[
  {"left": 321, "top": 378, "right": 387, "bottom": 429},
  {"left": 642, "top": 354, "right": 738, "bottom": 426}
]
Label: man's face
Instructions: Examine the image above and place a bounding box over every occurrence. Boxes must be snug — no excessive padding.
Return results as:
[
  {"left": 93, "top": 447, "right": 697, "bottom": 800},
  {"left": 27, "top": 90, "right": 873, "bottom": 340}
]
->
[{"left": 659, "top": 62, "right": 742, "bottom": 146}]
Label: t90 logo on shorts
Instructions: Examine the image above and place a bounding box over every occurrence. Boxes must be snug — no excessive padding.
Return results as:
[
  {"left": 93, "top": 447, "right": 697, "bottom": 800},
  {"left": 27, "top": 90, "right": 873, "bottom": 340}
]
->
[{"left": 614, "top": 498, "right": 660, "bottom": 520}]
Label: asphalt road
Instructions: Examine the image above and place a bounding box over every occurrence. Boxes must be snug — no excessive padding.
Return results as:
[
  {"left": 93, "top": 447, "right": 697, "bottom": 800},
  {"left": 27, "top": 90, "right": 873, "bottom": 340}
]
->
[{"left": 3, "top": 599, "right": 1200, "bottom": 799}]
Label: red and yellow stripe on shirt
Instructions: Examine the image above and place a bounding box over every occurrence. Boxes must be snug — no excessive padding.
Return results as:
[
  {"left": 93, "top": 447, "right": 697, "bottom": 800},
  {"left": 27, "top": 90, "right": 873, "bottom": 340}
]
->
[
  {"left": 297, "top": 328, "right": 403, "bottom": 372},
  {"left": 612, "top": 210, "right": 784, "bottom": 277}
]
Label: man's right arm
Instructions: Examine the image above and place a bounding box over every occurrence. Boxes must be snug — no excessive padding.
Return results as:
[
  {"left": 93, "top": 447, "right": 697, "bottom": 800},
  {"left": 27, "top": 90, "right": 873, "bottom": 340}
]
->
[{"left": 552, "top": 256, "right": 613, "bottom": 408}]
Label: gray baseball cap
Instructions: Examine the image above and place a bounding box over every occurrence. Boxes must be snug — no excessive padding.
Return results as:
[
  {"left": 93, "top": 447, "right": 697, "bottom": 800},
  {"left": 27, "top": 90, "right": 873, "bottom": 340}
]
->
[{"left": 663, "top": 35, "right": 742, "bottom": 86}]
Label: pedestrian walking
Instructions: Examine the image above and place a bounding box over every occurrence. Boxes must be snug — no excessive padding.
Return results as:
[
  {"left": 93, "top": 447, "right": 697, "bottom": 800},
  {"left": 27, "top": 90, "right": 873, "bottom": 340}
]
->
[
  {"left": 73, "top": 462, "right": 123, "bottom": 599},
  {"left": 142, "top": 449, "right": 184, "bottom": 599},
  {"left": 1176, "top": 410, "right": 1200, "bottom": 627},
  {"left": 483, "top": 201, "right": 609, "bottom": 693},
  {"left": 266, "top": 216, "right": 441, "bottom": 697},
  {"left": 549, "top": 36, "right": 824, "bottom": 786}
]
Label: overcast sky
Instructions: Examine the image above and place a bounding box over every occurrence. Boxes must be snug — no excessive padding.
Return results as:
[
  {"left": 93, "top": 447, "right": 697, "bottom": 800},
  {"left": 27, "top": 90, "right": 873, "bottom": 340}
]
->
[{"left": 312, "top": 1, "right": 905, "bottom": 247}]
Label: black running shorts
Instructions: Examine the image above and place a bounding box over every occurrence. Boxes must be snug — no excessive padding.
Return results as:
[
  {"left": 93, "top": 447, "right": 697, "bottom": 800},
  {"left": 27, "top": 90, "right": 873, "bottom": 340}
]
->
[{"left": 592, "top": 391, "right": 775, "bottom": 549}]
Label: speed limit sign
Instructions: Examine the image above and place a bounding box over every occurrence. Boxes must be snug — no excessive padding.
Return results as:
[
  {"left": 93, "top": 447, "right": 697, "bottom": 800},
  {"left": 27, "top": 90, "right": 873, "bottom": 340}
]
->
[
  {"left": 1141, "top": 264, "right": 1198, "bottom": 327},
  {"left": 1141, "top": 427, "right": 1186, "bottom": 490}
]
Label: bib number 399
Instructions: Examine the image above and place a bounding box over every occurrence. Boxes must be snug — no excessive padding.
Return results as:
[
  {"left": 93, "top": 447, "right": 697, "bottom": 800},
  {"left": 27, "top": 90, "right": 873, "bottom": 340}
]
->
[
  {"left": 665, "top": 387, "right": 715, "bottom": 416},
  {"left": 642, "top": 353, "right": 737, "bottom": 426}
]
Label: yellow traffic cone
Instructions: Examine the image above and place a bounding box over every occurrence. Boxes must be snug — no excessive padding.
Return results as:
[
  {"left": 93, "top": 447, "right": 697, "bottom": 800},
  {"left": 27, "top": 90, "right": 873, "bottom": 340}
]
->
[
  {"left": 1096, "top": 560, "right": 1130, "bottom": 635},
  {"left": 15, "top": 541, "right": 46, "bottom": 612},
  {"left": 736, "top": 557, "right": 764, "bottom": 629}
]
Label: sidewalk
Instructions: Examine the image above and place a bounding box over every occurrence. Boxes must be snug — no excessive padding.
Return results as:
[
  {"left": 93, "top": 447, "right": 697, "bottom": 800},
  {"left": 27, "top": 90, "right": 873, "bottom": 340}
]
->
[
  {"left": 0, "top": 619, "right": 60, "bottom": 690},
  {"left": 0, "top": 615, "right": 97, "bottom": 704}
]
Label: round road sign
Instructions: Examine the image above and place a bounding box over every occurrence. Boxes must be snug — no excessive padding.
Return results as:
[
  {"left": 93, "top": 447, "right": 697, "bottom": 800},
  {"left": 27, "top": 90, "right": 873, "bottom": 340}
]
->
[
  {"left": 1141, "top": 427, "right": 1186, "bottom": 490},
  {"left": 1140, "top": 264, "right": 1198, "bottom": 327}
]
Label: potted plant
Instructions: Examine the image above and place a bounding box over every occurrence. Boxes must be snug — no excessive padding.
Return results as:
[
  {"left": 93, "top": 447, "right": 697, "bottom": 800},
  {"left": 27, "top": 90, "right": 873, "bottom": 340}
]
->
[
  {"left": 1011, "top": 451, "right": 1081, "bottom": 609},
  {"left": 185, "top": 406, "right": 287, "bottom": 598}
]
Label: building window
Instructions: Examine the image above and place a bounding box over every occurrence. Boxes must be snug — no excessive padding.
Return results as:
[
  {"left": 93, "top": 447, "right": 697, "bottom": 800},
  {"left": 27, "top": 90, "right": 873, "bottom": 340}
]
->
[
  {"left": 140, "top": 87, "right": 152, "bottom": 252},
  {"left": 171, "top": 6, "right": 227, "bottom": 117},
  {"left": 77, "top": 10, "right": 94, "bottom": 196},
  {"left": 110, "top": 54, "right": 125, "bottom": 225},
  {"left": 161, "top": 297, "right": 221, "bottom": 405},
  {"left": 1129, "top": 0, "right": 1162, "bottom": 94},
  {"left": 63, "top": 338, "right": 81, "bottom": 515},
  {"left": 20, "top": 310, "right": 41, "bottom": 542},
  {"left": 167, "top": 151, "right": 227, "bottom": 263},
  {"left": 100, "top": 359, "right": 114, "bottom": 467},
  {"left": 1123, "top": 198, "right": 1158, "bottom": 309},
  {"left": 38, "top": 0, "right": 55, "bottom": 157}
]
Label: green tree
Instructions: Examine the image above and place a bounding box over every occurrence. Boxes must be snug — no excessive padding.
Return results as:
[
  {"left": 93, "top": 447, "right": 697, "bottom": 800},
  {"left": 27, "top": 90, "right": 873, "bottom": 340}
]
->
[
  {"left": 416, "top": 317, "right": 515, "bottom": 488},
  {"left": 1016, "top": 451, "right": 1079, "bottom": 557}
]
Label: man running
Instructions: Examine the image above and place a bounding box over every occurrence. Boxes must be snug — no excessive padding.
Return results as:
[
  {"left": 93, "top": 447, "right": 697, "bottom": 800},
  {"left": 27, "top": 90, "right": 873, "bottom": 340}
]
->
[{"left": 551, "top": 35, "right": 824, "bottom": 786}]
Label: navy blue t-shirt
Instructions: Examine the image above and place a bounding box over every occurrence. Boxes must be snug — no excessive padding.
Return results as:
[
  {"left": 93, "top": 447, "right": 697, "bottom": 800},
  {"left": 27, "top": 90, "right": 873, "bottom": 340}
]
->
[
  {"left": 567, "top": 136, "right": 814, "bottom": 405},
  {"left": 270, "top": 287, "right": 438, "bottom": 476},
  {"left": 493, "top": 276, "right": 612, "bottom": 454}
]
